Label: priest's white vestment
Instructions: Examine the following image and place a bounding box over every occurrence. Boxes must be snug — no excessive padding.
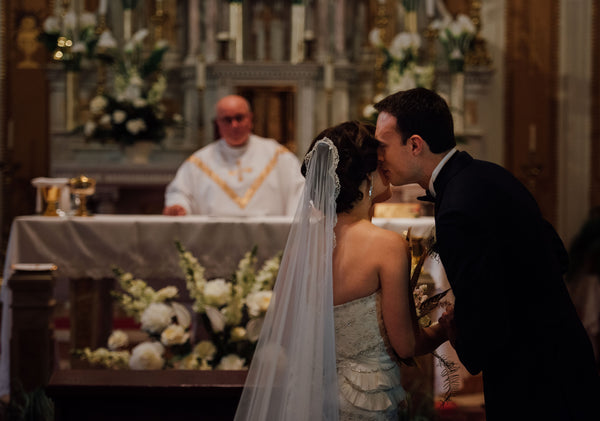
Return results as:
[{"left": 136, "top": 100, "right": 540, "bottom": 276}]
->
[{"left": 165, "top": 135, "right": 305, "bottom": 216}]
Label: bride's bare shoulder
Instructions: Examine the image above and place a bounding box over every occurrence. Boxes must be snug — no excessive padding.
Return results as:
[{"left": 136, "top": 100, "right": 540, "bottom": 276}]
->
[{"left": 366, "top": 223, "right": 409, "bottom": 255}]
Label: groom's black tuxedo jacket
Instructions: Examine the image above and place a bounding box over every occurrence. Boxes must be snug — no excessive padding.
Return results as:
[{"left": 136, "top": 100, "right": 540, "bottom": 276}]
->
[{"left": 429, "top": 151, "right": 599, "bottom": 421}]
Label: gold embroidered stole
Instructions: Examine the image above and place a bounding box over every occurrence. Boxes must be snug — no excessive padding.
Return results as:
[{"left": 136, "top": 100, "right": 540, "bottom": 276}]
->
[{"left": 188, "top": 145, "right": 287, "bottom": 209}]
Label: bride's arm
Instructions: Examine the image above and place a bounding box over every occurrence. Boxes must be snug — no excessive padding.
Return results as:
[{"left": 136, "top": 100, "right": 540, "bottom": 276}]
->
[
  {"left": 378, "top": 231, "right": 416, "bottom": 359},
  {"left": 378, "top": 229, "right": 450, "bottom": 358}
]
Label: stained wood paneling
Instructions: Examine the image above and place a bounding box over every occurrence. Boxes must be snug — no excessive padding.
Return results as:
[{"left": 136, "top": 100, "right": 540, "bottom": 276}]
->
[{"left": 504, "top": 0, "right": 559, "bottom": 225}]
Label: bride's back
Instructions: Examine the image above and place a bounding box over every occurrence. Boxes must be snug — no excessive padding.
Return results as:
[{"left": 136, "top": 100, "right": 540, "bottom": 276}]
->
[{"left": 333, "top": 217, "right": 405, "bottom": 306}]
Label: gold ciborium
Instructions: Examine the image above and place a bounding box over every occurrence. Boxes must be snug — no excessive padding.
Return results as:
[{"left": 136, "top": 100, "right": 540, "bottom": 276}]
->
[
  {"left": 31, "top": 177, "right": 69, "bottom": 216},
  {"left": 69, "top": 175, "right": 96, "bottom": 217}
]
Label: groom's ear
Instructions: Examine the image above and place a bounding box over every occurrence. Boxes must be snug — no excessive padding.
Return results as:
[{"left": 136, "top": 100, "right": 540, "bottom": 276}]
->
[{"left": 408, "top": 135, "right": 426, "bottom": 154}]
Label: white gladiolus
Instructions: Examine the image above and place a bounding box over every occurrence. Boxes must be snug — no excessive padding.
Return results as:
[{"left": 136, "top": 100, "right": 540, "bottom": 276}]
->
[{"left": 155, "top": 286, "right": 178, "bottom": 301}]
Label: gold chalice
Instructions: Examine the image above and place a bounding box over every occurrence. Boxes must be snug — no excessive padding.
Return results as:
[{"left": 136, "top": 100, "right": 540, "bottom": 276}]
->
[
  {"left": 69, "top": 175, "right": 96, "bottom": 217},
  {"left": 41, "top": 185, "right": 61, "bottom": 216}
]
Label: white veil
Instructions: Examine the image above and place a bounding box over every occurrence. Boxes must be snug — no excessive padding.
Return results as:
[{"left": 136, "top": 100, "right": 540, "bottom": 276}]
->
[{"left": 234, "top": 138, "right": 340, "bottom": 421}]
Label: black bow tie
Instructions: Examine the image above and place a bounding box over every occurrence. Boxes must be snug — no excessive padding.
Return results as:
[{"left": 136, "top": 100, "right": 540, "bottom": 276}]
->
[{"left": 417, "top": 191, "right": 435, "bottom": 203}]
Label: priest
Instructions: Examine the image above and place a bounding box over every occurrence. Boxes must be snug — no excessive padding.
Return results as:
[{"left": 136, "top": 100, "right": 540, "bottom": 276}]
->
[{"left": 163, "top": 95, "right": 304, "bottom": 216}]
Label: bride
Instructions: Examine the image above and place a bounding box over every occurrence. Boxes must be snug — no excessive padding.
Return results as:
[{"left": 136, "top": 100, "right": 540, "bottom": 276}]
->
[{"left": 234, "top": 121, "right": 451, "bottom": 420}]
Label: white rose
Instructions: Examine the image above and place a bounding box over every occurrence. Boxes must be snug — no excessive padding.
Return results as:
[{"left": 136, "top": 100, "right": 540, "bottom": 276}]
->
[
  {"left": 98, "top": 30, "right": 117, "bottom": 49},
  {"left": 160, "top": 324, "right": 190, "bottom": 346},
  {"left": 107, "top": 330, "right": 129, "bottom": 350},
  {"left": 363, "top": 104, "right": 376, "bottom": 119},
  {"left": 368, "top": 28, "right": 383, "bottom": 47},
  {"left": 246, "top": 291, "right": 272, "bottom": 318},
  {"left": 112, "top": 110, "right": 127, "bottom": 124},
  {"left": 193, "top": 340, "right": 217, "bottom": 360},
  {"left": 140, "top": 302, "right": 174, "bottom": 334},
  {"left": 216, "top": 354, "right": 246, "bottom": 370},
  {"left": 63, "top": 11, "right": 76, "bottom": 30},
  {"left": 84, "top": 120, "right": 96, "bottom": 137},
  {"left": 204, "top": 279, "right": 232, "bottom": 307},
  {"left": 43, "top": 16, "right": 60, "bottom": 34},
  {"left": 126, "top": 118, "right": 146, "bottom": 135},
  {"left": 129, "top": 341, "right": 164, "bottom": 370},
  {"left": 71, "top": 42, "right": 85, "bottom": 55},
  {"left": 89, "top": 95, "right": 108, "bottom": 114},
  {"left": 79, "top": 12, "right": 96, "bottom": 29},
  {"left": 133, "top": 98, "right": 147, "bottom": 108},
  {"left": 230, "top": 327, "right": 247, "bottom": 342},
  {"left": 99, "top": 113, "right": 111, "bottom": 127}
]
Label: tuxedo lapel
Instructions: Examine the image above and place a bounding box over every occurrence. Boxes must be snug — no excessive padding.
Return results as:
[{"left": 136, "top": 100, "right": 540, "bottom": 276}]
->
[{"left": 433, "top": 151, "right": 473, "bottom": 212}]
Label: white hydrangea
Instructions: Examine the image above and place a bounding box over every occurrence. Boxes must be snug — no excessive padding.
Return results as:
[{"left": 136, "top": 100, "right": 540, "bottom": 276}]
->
[
  {"left": 140, "top": 302, "right": 174, "bottom": 334},
  {"left": 129, "top": 342, "right": 165, "bottom": 370}
]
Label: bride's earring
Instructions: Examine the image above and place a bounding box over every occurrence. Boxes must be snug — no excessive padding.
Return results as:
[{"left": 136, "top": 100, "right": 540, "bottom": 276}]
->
[{"left": 368, "top": 179, "right": 373, "bottom": 200}]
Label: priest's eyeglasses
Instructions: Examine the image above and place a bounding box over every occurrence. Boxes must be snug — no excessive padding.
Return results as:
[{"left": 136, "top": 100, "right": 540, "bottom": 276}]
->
[{"left": 217, "top": 114, "right": 249, "bottom": 124}]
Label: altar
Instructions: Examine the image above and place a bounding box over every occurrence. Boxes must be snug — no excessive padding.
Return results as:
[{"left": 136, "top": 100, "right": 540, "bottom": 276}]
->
[{"left": 0, "top": 214, "right": 443, "bottom": 398}]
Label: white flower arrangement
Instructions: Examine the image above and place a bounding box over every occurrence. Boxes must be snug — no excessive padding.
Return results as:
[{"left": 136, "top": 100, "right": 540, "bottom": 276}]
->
[
  {"left": 38, "top": 11, "right": 98, "bottom": 71},
  {"left": 76, "top": 243, "right": 281, "bottom": 371},
  {"left": 82, "top": 29, "right": 182, "bottom": 146},
  {"left": 432, "top": 13, "right": 476, "bottom": 73},
  {"left": 176, "top": 241, "right": 281, "bottom": 369}
]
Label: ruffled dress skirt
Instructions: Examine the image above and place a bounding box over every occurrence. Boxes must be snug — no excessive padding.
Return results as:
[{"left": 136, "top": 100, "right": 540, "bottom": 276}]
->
[{"left": 334, "top": 292, "right": 406, "bottom": 420}]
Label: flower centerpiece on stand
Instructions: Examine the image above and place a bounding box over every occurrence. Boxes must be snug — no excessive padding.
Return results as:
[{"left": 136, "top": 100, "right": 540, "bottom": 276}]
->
[
  {"left": 39, "top": 10, "right": 99, "bottom": 131},
  {"left": 74, "top": 242, "right": 281, "bottom": 371},
  {"left": 432, "top": 13, "right": 476, "bottom": 134},
  {"left": 74, "top": 266, "right": 193, "bottom": 370},
  {"left": 176, "top": 241, "right": 281, "bottom": 370},
  {"left": 82, "top": 28, "right": 182, "bottom": 163}
]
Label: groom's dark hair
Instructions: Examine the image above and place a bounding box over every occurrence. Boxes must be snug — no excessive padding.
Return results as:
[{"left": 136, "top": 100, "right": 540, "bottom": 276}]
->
[{"left": 374, "top": 87, "right": 456, "bottom": 153}]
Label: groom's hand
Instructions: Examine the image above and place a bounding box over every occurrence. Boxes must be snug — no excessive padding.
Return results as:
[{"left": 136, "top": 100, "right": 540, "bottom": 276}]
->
[{"left": 438, "top": 304, "right": 457, "bottom": 347}]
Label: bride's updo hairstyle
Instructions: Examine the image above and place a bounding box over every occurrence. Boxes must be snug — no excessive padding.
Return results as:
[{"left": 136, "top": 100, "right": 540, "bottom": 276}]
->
[{"left": 302, "top": 121, "right": 379, "bottom": 214}]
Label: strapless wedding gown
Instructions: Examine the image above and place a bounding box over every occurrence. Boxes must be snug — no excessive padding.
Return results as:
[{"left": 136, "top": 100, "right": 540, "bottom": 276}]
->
[{"left": 334, "top": 291, "right": 406, "bottom": 421}]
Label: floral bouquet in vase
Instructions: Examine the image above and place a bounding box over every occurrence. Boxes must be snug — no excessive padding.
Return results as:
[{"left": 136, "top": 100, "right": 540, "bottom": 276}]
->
[
  {"left": 74, "top": 267, "right": 193, "bottom": 370},
  {"left": 176, "top": 241, "right": 281, "bottom": 370}
]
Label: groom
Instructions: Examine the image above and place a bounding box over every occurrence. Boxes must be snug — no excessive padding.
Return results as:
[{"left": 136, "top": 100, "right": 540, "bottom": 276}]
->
[{"left": 375, "top": 88, "right": 599, "bottom": 421}]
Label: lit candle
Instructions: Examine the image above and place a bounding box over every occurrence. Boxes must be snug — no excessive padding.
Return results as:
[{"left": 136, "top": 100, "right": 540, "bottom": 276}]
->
[{"left": 528, "top": 124, "right": 537, "bottom": 153}]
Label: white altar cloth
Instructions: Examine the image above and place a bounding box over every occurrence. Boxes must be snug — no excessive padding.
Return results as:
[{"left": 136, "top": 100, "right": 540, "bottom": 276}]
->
[{"left": 0, "top": 215, "right": 439, "bottom": 396}]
